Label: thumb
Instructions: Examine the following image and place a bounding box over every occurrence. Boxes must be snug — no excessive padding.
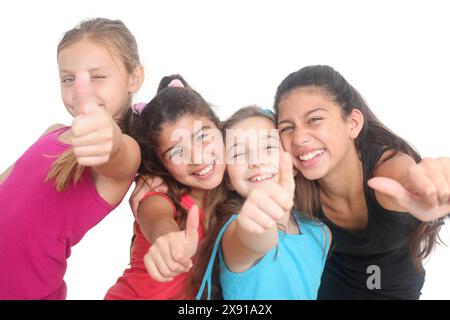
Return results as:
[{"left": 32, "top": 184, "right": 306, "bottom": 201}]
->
[
  {"left": 367, "top": 177, "right": 412, "bottom": 207},
  {"left": 278, "top": 151, "right": 295, "bottom": 197},
  {"left": 73, "top": 72, "right": 95, "bottom": 115},
  {"left": 184, "top": 204, "right": 200, "bottom": 246}
]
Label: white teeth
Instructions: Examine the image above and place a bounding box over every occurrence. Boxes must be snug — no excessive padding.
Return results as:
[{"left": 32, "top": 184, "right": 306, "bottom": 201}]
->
[
  {"left": 249, "top": 173, "right": 274, "bottom": 183},
  {"left": 194, "top": 163, "right": 214, "bottom": 176},
  {"left": 299, "top": 149, "right": 324, "bottom": 161}
]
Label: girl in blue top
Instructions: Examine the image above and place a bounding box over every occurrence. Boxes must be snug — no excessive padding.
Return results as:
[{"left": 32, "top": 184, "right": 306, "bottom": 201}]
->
[{"left": 193, "top": 106, "right": 332, "bottom": 300}]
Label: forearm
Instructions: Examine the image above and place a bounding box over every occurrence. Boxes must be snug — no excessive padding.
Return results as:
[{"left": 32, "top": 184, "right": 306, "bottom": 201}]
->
[
  {"left": 93, "top": 134, "right": 140, "bottom": 180},
  {"left": 235, "top": 222, "right": 278, "bottom": 254},
  {"left": 142, "top": 216, "right": 181, "bottom": 244}
]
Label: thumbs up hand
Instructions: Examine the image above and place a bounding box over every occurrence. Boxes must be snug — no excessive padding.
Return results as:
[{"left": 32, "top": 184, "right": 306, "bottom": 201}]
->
[
  {"left": 236, "top": 151, "right": 295, "bottom": 236},
  {"left": 368, "top": 157, "right": 450, "bottom": 222},
  {"left": 70, "top": 72, "right": 122, "bottom": 167},
  {"left": 143, "top": 205, "right": 201, "bottom": 282}
]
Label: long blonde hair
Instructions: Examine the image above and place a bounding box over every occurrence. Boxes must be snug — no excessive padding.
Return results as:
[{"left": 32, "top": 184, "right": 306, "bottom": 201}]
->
[{"left": 46, "top": 18, "right": 141, "bottom": 191}]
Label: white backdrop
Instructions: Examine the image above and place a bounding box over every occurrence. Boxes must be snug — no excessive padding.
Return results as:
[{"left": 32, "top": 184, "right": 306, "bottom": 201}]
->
[{"left": 0, "top": 0, "right": 449, "bottom": 299}]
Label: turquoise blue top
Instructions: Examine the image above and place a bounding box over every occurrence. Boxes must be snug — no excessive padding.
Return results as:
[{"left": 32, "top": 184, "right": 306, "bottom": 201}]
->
[{"left": 197, "top": 212, "right": 331, "bottom": 300}]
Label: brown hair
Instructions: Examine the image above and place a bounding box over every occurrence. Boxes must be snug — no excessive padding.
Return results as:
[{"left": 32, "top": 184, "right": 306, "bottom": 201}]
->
[
  {"left": 46, "top": 18, "right": 141, "bottom": 191},
  {"left": 122, "top": 81, "right": 223, "bottom": 299},
  {"left": 121, "top": 80, "right": 221, "bottom": 228}
]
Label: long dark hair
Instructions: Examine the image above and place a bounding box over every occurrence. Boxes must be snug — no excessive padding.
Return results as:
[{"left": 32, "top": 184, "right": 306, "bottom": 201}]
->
[
  {"left": 120, "top": 77, "right": 220, "bottom": 231},
  {"left": 274, "top": 65, "right": 444, "bottom": 270}
]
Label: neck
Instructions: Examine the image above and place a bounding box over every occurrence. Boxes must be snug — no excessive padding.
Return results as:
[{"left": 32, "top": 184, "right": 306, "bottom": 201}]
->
[
  {"left": 318, "top": 146, "right": 364, "bottom": 207},
  {"left": 189, "top": 188, "right": 206, "bottom": 208}
]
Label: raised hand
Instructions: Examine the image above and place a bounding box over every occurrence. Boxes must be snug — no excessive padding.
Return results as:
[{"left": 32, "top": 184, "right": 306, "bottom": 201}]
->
[
  {"left": 237, "top": 151, "right": 295, "bottom": 235},
  {"left": 143, "top": 205, "right": 200, "bottom": 282},
  {"left": 368, "top": 157, "right": 450, "bottom": 222},
  {"left": 70, "top": 72, "right": 122, "bottom": 167}
]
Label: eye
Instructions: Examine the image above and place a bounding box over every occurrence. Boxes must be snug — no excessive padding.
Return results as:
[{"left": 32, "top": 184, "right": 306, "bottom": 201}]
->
[
  {"left": 307, "top": 117, "right": 322, "bottom": 125},
  {"left": 265, "top": 144, "right": 278, "bottom": 151},
  {"left": 61, "top": 76, "right": 74, "bottom": 84},
  {"left": 92, "top": 75, "right": 106, "bottom": 80},
  {"left": 279, "top": 126, "right": 293, "bottom": 134},
  {"left": 195, "top": 131, "right": 208, "bottom": 142},
  {"left": 170, "top": 148, "right": 184, "bottom": 159},
  {"left": 232, "top": 152, "right": 245, "bottom": 159}
]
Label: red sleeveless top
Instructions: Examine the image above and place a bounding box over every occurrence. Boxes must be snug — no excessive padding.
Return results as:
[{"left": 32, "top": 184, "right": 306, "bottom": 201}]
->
[{"left": 105, "top": 192, "right": 203, "bottom": 300}]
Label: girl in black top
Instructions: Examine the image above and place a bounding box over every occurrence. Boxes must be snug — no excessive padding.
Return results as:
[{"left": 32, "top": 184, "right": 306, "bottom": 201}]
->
[{"left": 274, "top": 65, "right": 450, "bottom": 299}]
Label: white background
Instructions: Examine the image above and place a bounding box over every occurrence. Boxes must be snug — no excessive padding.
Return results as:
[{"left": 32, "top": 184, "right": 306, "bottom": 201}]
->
[{"left": 0, "top": 0, "right": 449, "bottom": 299}]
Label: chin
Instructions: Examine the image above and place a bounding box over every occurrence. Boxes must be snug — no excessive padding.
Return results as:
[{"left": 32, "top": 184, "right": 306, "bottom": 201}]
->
[
  {"left": 205, "top": 175, "right": 224, "bottom": 190},
  {"left": 298, "top": 168, "right": 326, "bottom": 181}
]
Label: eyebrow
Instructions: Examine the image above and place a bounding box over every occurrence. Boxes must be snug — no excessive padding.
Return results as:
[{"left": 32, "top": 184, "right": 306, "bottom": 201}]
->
[
  {"left": 162, "top": 125, "right": 211, "bottom": 159},
  {"left": 227, "top": 134, "right": 279, "bottom": 153},
  {"left": 277, "top": 107, "right": 328, "bottom": 125},
  {"left": 59, "top": 67, "right": 107, "bottom": 74}
]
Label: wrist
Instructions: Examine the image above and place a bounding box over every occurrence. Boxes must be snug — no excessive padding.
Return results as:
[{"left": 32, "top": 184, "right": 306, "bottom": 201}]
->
[{"left": 110, "top": 122, "right": 124, "bottom": 157}]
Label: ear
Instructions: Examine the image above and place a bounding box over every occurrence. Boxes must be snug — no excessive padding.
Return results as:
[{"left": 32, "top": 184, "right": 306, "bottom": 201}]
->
[
  {"left": 347, "top": 108, "right": 364, "bottom": 139},
  {"left": 128, "top": 65, "right": 144, "bottom": 94}
]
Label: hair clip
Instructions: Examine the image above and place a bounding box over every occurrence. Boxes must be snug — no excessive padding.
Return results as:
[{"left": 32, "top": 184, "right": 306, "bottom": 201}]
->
[
  {"left": 262, "top": 108, "right": 275, "bottom": 116},
  {"left": 168, "top": 79, "right": 184, "bottom": 88},
  {"left": 132, "top": 102, "right": 147, "bottom": 115}
]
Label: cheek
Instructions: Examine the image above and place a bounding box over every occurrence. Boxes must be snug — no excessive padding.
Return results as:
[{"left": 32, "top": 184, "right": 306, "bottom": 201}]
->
[
  {"left": 269, "top": 152, "right": 280, "bottom": 170},
  {"left": 280, "top": 134, "right": 292, "bottom": 152},
  {"left": 165, "top": 162, "right": 188, "bottom": 180},
  {"left": 227, "top": 165, "right": 245, "bottom": 187},
  {"left": 96, "top": 81, "right": 129, "bottom": 106},
  {"left": 61, "top": 87, "right": 71, "bottom": 105},
  {"left": 317, "top": 123, "right": 347, "bottom": 150}
]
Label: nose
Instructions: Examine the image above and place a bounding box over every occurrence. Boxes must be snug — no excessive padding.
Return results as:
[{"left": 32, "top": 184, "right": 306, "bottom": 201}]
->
[
  {"left": 292, "top": 127, "right": 310, "bottom": 146},
  {"left": 191, "top": 141, "right": 214, "bottom": 165},
  {"left": 248, "top": 151, "right": 269, "bottom": 169}
]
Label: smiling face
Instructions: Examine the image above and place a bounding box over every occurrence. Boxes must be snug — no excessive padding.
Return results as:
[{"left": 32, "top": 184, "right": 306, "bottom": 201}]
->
[
  {"left": 157, "top": 115, "right": 226, "bottom": 192},
  {"left": 226, "top": 116, "right": 281, "bottom": 198},
  {"left": 58, "top": 38, "right": 139, "bottom": 120},
  {"left": 277, "top": 87, "right": 362, "bottom": 181}
]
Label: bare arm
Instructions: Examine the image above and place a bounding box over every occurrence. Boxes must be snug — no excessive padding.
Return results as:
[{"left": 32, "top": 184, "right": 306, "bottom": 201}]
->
[
  {"left": 221, "top": 218, "right": 278, "bottom": 273},
  {"left": 372, "top": 152, "right": 417, "bottom": 212},
  {"left": 139, "top": 195, "right": 200, "bottom": 282},
  {"left": 137, "top": 195, "right": 180, "bottom": 243},
  {"left": 369, "top": 152, "right": 450, "bottom": 222},
  {"left": 93, "top": 132, "right": 141, "bottom": 182}
]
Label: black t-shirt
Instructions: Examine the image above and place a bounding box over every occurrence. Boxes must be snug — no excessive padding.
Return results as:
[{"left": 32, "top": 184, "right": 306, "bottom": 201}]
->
[{"left": 317, "top": 145, "right": 424, "bottom": 300}]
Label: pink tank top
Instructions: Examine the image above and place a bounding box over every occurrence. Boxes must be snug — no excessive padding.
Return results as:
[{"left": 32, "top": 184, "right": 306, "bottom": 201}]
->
[
  {"left": 104, "top": 192, "right": 204, "bottom": 300},
  {"left": 0, "top": 127, "right": 116, "bottom": 299}
]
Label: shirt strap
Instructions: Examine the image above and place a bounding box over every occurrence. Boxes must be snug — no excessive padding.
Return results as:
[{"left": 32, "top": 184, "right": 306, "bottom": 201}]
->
[{"left": 196, "top": 214, "right": 237, "bottom": 300}]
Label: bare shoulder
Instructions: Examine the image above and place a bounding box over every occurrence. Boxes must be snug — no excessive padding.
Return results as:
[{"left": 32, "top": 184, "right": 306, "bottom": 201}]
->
[
  {"left": 372, "top": 151, "right": 416, "bottom": 212},
  {"left": 374, "top": 151, "right": 416, "bottom": 180},
  {"left": 136, "top": 193, "right": 179, "bottom": 241},
  {"left": 138, "top": 193, "right": 176, "bottom": 222}
]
